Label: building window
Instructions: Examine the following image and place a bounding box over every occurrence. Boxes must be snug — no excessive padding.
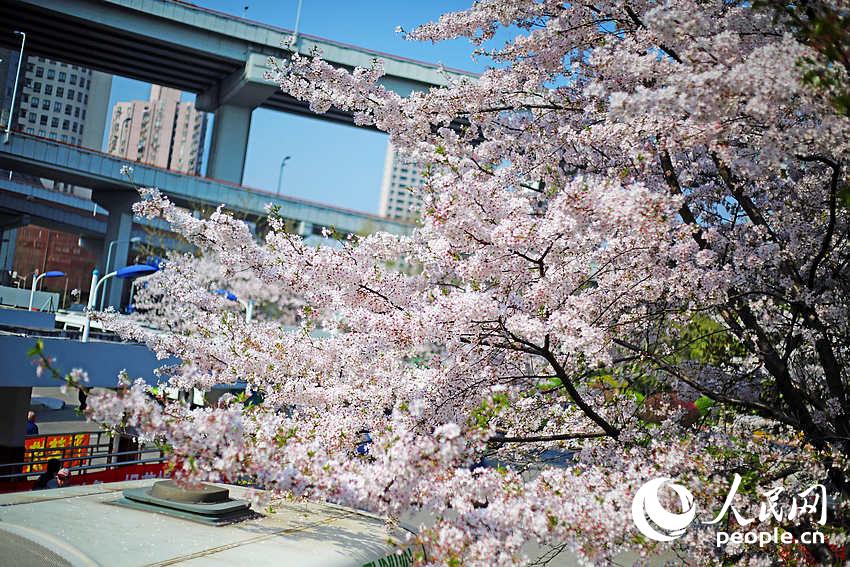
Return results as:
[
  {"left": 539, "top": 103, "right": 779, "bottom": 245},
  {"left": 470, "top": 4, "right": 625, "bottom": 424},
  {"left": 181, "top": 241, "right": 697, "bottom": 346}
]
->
[
  {"left": 24, "top": 78, "right": 32, "bottom": 88},
  {"left": 28, "top": 112, "right": 36, "bottom": 123},
  {"left": 61, "top": 134, "right": 68, "bottom": 142},
  {"left": 65, "top": 104, "right": 72, "bottom": 115},
  {"left": 79, "top": 78, "right": 86, "bottom": 89},
  {"left": 71, "top": 122, "right": 77, "bottom": 133},
  {"left": 74, "top": 107, "right": 80, "bottom": 118},
  {"left": 26, "top": 62, "right": 34, "bottom": 72},
  {"left": 53, "top": 101, "right": 62, "bottom": 112},
  {"left": 26, "top": 127, "right": 34, "bottom": 134},
  {"left": 77, "top": 92, "right": 83, "bottom": 103},
  {"left": 84, "top": 94, "right": 88, "bottom": 105},
  {"left": 81, "top": 109, "right": 86, "bottom": 120},
  {"left": 21, "top": 93, "right": 28, "bottom": 103},
  {"left": 67, "top": 89, "right": 74, "bottom": 100},
  {"left": 30, "top": 96, "right": 39, "bottom": 107},
  {"left": 42, "top": 100, "right": 50, "bottom": 110},
  {"left": 39, "top": 115, "right": 47, "bottom": 126},
  {"left": 49, "top": 132, "right": 57, "bottom": 140},
  {"left": 47, "top": 69, "right": 55, "bottom": 80},
  {"left": 70, "top": 74, "right": 77, "bottom": 85},
  {"left": 44, "top": 84, "right": 52, "bottom": 95},
  {"left": 62, "top": 119, "right": 70, "bottom": 131},
  {"left": 78, "top": 124, "right": 84, "bottom": 137},
  {"left": 51, "top": 117, "right": 59, "bottom": 128},
  {"left": 35, "top": 66, "right": 44, "bottom": 78},
  {"left": 56, "top": 87, "right": 64, "bottom": 97},
  {"left": 38, "top": 129, "right": 46, "bottom": 137},
  {"left": 33, "top": 82, "right": 41, "bottom": 93},
  {"left": 58, "top": 71, "right": 66, "bottom": 82}
]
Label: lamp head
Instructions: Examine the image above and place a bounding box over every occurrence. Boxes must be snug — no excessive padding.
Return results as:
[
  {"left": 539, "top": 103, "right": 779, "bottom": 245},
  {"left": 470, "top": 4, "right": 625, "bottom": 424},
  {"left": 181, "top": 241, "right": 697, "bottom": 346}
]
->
[
  {"left": 115, "top": 264, "right": 158, "bottom": 279},
  {"left": 214, "top": 289, "right": 238, "bottom": 302}
]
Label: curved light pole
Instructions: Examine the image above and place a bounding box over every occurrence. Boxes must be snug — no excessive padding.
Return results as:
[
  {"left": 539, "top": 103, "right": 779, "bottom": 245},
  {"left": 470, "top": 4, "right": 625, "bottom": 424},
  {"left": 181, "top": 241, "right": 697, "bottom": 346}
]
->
[
  {"left": 214, "top": 289, "right": 254, "bottom": 323},
  {"left": 99, "top": 236, "right": 142, "bottom": 310},
  {"left": 276, "top": 156, "right": 290, "bottom": 195},
  {"left": 28, "top": 270, "right": 65, "bottom": 310},
  {"left": 83, "top": 264, "right": 158, "bottom": 342},
  {"left": 4, "top": 31, "right": 26, "bottom": 144}
]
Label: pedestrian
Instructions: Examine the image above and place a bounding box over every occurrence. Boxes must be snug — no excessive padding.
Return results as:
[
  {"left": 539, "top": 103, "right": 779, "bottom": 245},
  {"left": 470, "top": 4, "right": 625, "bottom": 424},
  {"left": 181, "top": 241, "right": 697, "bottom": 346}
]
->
[
  {"left": 26, "top": 410, "right": 38, "bottom": 435},
  {"left": 55, "top": 468, "right": 70, "bottom": 488},
  {"left": 33, "top": 458, "right": 61, "bottom": 490}
]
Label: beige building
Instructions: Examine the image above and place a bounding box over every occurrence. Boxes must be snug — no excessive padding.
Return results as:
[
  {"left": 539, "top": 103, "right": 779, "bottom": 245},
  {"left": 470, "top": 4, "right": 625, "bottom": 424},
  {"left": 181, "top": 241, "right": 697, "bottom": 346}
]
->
[
  {"left": 107, "top": 86, "right": 206, "bottom": 174},
  {"left": 378, "top": 143, "right": 426, "bottom": 222}
]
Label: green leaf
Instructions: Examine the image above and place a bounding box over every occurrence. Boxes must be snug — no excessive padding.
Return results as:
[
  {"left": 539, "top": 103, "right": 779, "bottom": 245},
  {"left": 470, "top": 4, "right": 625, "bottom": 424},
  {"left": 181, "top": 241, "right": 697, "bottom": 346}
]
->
[{"left": 27, "top": 339, "right": 44, "bottom": 357}]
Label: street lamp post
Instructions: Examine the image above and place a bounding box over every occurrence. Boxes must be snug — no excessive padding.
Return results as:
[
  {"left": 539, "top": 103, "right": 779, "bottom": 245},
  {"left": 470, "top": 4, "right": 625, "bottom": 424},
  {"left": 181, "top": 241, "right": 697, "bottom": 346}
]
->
[
  {"left": 276, "top": 156, "right": 291, "bottom": 195},
  {"left": 99, "top": 236, "right": 142, "bottom": 310},
  {"left": 28, "top": 270, "right": 65, "bottom": 311},
  {"left": 83, "top": 264, "right": 158, "bottom": 342},
  {"left": 214, "top": 289, "right": 254, "bottom": 323},
  {"left": 4, "top": 31, "right": 26, "bottom": 144}
]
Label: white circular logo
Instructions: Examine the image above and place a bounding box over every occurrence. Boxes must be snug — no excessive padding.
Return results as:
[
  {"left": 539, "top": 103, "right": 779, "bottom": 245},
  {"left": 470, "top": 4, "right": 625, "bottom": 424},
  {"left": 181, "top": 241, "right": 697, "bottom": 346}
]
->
[{"left": 631, "top": 477, "right": 697, "bottom": 541}]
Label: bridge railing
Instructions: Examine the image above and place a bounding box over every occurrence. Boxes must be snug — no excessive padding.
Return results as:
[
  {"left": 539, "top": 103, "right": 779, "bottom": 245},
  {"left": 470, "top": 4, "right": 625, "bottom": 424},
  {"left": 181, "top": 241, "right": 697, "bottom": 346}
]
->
[
  {"left": 0, "top": 431, "right": 168, "bottom": 493},
  {"left": 4, "top": 129, "right": 414, "bottom": 229}
]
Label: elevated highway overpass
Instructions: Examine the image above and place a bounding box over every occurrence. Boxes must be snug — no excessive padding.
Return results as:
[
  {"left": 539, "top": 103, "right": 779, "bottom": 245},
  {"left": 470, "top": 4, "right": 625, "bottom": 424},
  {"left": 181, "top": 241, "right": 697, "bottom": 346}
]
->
[
  {"left": 0, "top": 132, "right": 412, "bottom": 236},
  {"left": 0, "top": 0, "right": 444, "bottom": 306},
  {"left": 0, "top": 0, "right": 476, "bottom": 184},
  {"left": 0, "top": 132, "right": 414, "bottom": 306}
]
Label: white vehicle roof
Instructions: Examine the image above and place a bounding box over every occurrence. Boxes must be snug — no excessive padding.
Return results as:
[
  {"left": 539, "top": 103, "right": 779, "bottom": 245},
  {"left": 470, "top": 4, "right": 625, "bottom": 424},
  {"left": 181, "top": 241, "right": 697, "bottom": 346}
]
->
[{"left": 0, "top": 480, "right": 415, "bottom": 567}]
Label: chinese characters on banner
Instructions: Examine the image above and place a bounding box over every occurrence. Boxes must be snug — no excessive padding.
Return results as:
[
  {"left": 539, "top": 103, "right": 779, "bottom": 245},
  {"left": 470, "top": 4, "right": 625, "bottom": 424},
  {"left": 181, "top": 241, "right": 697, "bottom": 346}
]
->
[{"left": 23, "top": 433, "right": 91, "bottom": 473}]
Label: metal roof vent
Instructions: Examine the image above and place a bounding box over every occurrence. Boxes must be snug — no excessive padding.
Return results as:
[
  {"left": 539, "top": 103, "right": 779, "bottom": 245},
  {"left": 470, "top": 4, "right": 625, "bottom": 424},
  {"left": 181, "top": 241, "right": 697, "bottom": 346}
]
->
[{"left": 114, "top": 480, "right": 256, "bottom": 526}]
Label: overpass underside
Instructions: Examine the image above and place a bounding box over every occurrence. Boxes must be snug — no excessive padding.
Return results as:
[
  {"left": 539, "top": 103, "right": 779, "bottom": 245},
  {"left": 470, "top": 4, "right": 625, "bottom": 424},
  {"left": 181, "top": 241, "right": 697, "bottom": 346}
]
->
[
  {"left": 0, "top": 132, "right": 413, "bottom": 307},
  {"left": 0, "top": 0, "right": 472, "bottom": 186}
]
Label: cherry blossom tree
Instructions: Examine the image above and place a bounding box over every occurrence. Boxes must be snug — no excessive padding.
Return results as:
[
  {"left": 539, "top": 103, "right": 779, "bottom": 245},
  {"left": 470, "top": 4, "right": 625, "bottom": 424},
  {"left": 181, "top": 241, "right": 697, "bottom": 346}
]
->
[
  {"left": 41, "top": 0, "right": 850, "bottom": 564},
  {"left": 126, "top": 250, "right": 303, "bottom": 332}
]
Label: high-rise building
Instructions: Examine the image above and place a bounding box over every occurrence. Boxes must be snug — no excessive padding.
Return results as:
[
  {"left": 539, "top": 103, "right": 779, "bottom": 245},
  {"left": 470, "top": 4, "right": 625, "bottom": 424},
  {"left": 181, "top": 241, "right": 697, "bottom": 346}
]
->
[
  {"left": 0, "top": 51, "right": 112, "bottom": 197},
  {"left": 0, "top": 52, "right": 112, "bottom": 286},
  {"left": 107, "top": 85, "right": 206, "bottom": 174},
  {"left": 0, "top": 51, "right": 111, "bottom": 151},
  {"left": 378, "top": 143, "right": 426, "bottom": 222}
]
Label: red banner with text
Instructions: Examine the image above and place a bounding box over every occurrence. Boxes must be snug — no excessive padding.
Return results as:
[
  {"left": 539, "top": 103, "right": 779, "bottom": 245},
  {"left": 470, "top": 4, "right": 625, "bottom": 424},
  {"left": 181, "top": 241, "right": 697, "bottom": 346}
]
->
[{"left": 23, "top": 433, "right": 92, "bottom": 473}]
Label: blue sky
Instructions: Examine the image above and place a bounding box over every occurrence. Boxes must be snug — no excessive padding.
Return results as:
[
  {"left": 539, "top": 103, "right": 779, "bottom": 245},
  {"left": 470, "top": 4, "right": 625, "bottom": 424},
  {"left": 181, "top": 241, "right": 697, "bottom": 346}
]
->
[{"left": 106, "top": 1, "right": 494, "bottom": 214}]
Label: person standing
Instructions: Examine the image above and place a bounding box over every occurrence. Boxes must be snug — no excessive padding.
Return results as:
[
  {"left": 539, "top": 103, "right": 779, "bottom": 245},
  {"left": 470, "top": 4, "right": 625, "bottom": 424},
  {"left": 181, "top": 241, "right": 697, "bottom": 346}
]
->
[{"left": 26, "top": 411, "right": 39, "bottom": 435}]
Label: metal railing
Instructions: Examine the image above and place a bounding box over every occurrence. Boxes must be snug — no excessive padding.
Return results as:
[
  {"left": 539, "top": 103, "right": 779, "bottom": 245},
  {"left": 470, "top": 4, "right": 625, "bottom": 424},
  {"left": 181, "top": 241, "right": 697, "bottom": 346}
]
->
[
  {"left": 0, "top": 430, "right": 166, "bottom": 482},
  {"left": 0, "top": 449, "right": 166, "bottom": 482}
]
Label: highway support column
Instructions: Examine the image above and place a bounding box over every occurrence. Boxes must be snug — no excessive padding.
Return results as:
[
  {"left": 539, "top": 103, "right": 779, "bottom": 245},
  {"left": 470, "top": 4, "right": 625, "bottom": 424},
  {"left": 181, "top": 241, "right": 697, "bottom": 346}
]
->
[
  {"left": 0, "top": 228, "right": 17, "bottom": 272},
  {"left": 206, "top": 104, "right": 253, "bottom": 185},
  {"left": 93, "top": 192, "right": 136, "bottom": 311},
  {"left": 0, "top": 387, "right": 32, "bottom": 473}
]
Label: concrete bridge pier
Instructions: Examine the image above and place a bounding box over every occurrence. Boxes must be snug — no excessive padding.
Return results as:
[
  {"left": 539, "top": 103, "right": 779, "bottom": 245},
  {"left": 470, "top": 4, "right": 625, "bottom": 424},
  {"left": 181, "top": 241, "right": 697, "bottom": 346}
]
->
[
  {"left": 296, "top": 221, "right": 314, "bottom": 237},
  {"left": 206, "top": 104, "right": 253, "bottom": 185},
  {"left": 0, "top": 387, "right": 31, "bottom": 472},
  {"left": 1, "top": 228, "right": 18, "bottom": 272},
  {"left": 197, "top": 52, "right": 279, "bottom": 186},
  {"left": 0, "top": 212, "right": 30, "bottom": 274},
  {"left": 93, "top": 192, "right": 137, "bottom": 310}
]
